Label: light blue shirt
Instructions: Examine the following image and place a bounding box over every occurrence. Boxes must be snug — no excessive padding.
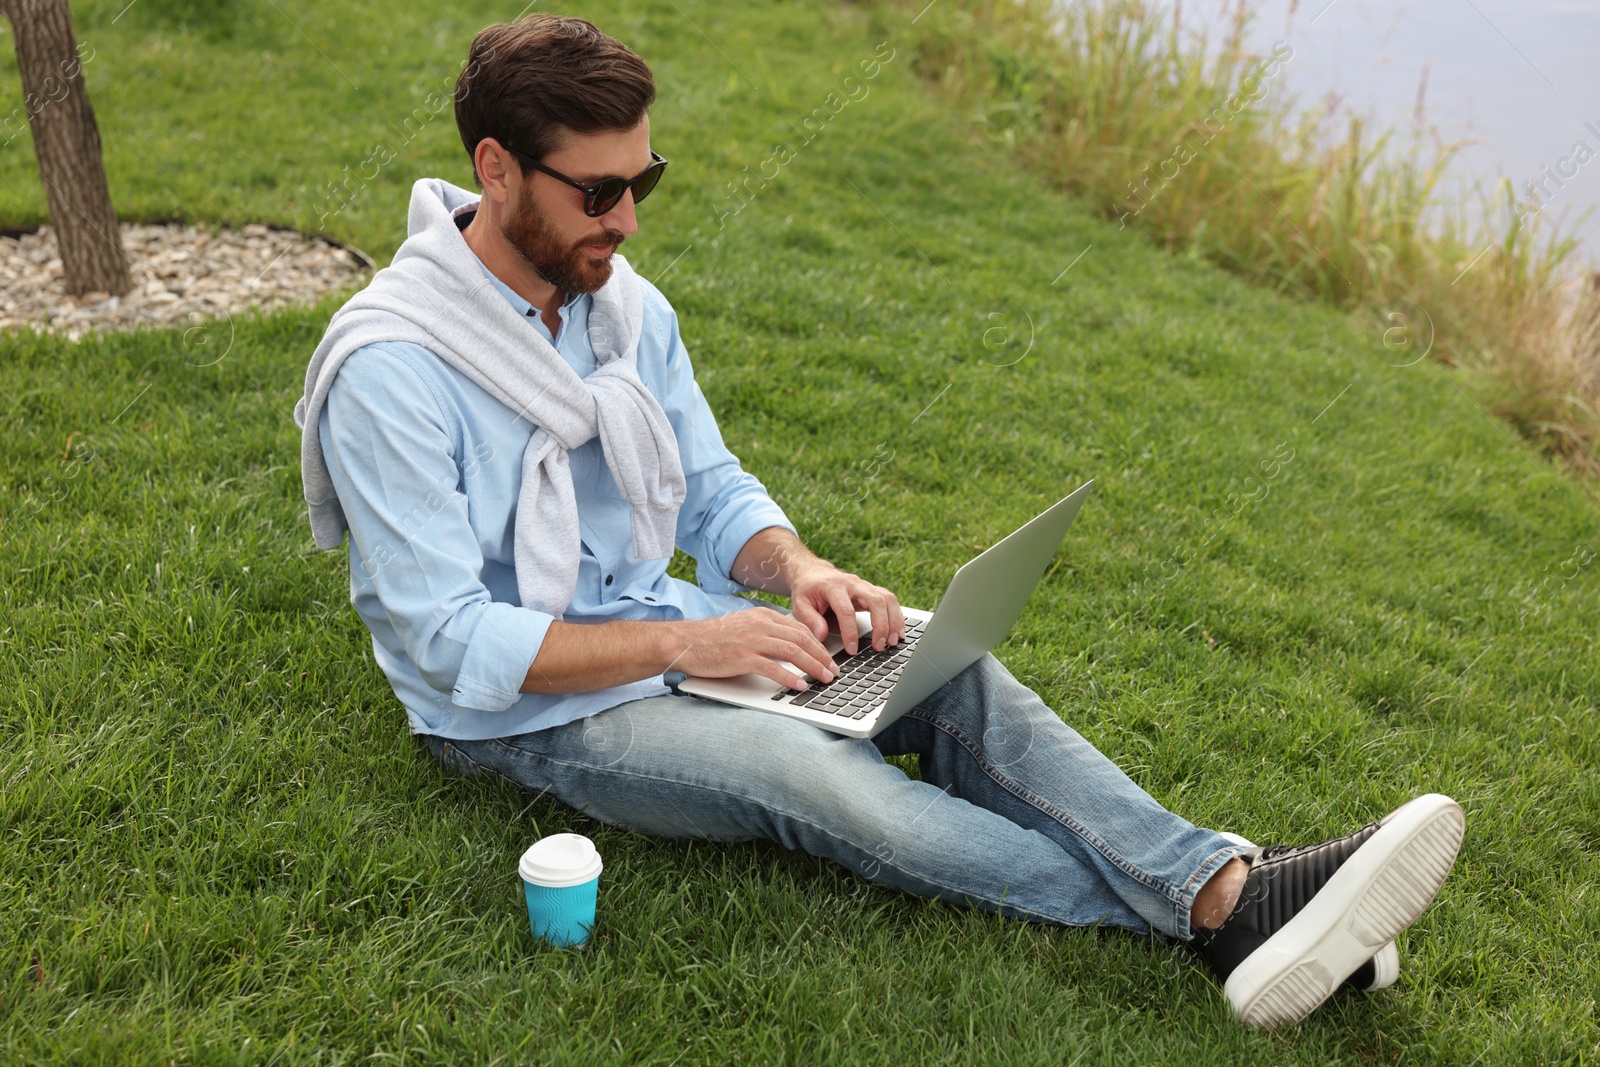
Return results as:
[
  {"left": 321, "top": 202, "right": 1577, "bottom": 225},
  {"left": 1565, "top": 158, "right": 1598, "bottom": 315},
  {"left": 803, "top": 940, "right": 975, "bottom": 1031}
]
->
[{"left": 317, "top": 246, "right": 796, "bottom": 740}]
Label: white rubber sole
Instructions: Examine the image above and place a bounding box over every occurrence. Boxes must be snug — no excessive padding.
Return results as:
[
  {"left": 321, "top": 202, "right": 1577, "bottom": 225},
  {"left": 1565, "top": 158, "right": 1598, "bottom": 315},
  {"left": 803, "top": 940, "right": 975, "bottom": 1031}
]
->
[
  {"left": 1222, "top": 793, "right": 1465, "bottom": 1029},
  {"left": 1366, "top": 938, "right": 1400, "bottom": 990},
  {"left": 1218, "top": 831, "right": 1400, "bottom": 991}
]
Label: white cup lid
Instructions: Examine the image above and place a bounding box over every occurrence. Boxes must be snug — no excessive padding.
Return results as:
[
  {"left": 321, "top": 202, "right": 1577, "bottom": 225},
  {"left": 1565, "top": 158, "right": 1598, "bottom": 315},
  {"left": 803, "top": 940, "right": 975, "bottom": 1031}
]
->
[{"left": 518, "top": 833, "right": 603, "bottom": 888}]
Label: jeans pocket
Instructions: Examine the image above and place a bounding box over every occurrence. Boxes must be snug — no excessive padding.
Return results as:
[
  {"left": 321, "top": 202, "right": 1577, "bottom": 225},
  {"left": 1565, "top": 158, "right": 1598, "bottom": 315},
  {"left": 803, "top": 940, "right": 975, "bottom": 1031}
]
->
[{"left": 421, "top": 734, "right": 481, "bottom": 779}]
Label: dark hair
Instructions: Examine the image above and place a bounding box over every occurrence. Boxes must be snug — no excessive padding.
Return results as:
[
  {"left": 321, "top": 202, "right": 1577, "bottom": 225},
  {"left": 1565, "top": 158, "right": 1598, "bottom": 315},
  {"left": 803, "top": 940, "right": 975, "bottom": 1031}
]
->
[{"left": 455, "top": 14, "right": 656, "bottom": 189}]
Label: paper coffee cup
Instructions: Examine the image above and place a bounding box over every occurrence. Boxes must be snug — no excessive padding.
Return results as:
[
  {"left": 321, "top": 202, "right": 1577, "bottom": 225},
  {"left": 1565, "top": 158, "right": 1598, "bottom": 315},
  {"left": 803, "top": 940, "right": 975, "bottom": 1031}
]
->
[{"left": 518, "top": 833, "right": 603, "bottom": 948}]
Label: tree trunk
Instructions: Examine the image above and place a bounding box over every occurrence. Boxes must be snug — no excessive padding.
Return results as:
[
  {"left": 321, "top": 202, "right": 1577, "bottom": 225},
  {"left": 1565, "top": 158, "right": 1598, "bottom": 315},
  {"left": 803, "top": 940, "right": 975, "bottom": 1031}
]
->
[{"left": 1, "top": 0, "right": 131, "bottom": 296}]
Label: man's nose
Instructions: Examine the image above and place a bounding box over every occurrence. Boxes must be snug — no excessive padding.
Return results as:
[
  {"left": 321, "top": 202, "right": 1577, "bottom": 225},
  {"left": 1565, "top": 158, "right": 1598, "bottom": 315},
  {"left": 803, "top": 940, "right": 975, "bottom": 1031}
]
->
[{"left": 600, "top": 190, "right": 639, "bottom": 236}]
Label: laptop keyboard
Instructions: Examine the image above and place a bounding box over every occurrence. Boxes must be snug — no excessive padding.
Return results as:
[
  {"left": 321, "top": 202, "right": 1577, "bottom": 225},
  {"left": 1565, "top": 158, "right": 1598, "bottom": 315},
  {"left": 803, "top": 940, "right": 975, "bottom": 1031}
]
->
[{"left": 773, "top": 617, "right": 927, "bottom": 719}]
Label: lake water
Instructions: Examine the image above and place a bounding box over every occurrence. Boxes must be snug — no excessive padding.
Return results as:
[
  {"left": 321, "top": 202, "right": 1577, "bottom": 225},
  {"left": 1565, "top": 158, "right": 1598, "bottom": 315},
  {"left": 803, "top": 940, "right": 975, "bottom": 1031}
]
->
[{"left": 1161, "top": 0, "right": 1600, "bottom": 266}]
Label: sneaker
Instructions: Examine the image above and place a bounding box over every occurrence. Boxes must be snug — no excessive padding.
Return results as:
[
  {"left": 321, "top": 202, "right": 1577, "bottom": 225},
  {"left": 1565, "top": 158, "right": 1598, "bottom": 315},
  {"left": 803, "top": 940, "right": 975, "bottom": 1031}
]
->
[
  {"left": 1218, "top": 831, "right": 1399, "bottom": 991},
  {"left": 1195, "top": 794, "right": 1464, "bottom": 1028}
]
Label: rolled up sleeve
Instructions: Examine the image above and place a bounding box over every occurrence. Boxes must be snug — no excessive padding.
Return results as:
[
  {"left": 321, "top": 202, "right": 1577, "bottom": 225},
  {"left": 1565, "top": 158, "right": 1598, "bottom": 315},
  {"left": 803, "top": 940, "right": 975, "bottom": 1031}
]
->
[
  {"left": 319, "top": 344, "right": 552, "bottom": 712},
  {"left": 450, "top": 600, "right": 551, "bottom": 711},
  {"left": 695, "top": 478, "right": 796, "bottom": 595},
  {"left": 650, "top": 294, "right": 796, "bottom": 596}
]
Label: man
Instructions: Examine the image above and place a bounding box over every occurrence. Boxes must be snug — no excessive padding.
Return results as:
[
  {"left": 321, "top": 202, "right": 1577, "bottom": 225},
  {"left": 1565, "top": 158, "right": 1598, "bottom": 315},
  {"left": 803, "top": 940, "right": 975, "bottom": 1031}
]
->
[{"left": 296, "top": 14, "right": 1461, "bottom": 1028}]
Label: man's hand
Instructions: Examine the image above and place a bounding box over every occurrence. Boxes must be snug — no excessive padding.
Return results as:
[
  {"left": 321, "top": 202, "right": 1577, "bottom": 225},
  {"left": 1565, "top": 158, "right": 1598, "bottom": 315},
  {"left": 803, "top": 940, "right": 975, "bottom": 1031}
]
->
[
  {"left": 727, "top": 525, "right": 906, "bottom": 657},
  {"left": 673, "top": 609, "right": 841, "bottom": 692},
  {"left": 524, "top": 532, "right": 908, "bottom": 697},
  {"left": 787, "top": 560, "right": 906, "bottom": 657}
]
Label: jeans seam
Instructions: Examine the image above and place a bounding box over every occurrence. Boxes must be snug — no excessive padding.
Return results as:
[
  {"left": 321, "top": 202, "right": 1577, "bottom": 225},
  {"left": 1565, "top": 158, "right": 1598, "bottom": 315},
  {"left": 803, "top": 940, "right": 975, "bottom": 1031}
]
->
[
  {"left": 905, "top": 706, "right": 1189, "bottom": 908},
  {"left": 481, "top": 733, "right": 1087, "bottom": 928},
  {"left": 432, "top": 737, "right": 560, "bottom": 807}
]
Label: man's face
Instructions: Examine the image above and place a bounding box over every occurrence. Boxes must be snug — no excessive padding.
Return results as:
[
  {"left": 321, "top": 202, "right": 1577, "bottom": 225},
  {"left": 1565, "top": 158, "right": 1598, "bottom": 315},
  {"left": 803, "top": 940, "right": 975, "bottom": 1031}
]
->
[{"left": 499, "top": 119, "right": 651, "bottom": 295}]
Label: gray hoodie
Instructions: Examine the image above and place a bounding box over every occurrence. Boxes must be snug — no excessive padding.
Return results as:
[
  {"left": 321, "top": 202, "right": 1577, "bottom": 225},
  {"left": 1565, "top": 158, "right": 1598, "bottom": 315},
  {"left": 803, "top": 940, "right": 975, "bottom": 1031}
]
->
[{"left": 294, "top": 177, "right": 687, "bottom": 619}]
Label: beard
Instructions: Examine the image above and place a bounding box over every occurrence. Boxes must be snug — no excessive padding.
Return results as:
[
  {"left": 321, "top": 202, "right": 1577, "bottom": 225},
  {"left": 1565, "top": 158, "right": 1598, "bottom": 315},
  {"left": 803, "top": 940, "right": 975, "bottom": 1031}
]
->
[{"left": 500, "top": 188, "right": 626, "bottom": 296}]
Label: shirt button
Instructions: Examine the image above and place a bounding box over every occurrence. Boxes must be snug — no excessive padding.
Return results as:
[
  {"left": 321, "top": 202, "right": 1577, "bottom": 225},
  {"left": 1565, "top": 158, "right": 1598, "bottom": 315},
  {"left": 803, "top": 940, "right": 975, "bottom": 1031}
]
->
[
  {"left": 644, "top": 596, "right": 655, "bottom": 602},
  {"left": 605, "top": 574, "right": 613, "bottom": 586}
]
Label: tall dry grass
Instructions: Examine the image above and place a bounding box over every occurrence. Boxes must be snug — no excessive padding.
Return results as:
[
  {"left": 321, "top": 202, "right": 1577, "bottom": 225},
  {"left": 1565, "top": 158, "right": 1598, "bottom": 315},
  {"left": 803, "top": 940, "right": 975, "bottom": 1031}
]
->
[{"left": 878, "top": 0, "right": 1600, "bottom": 476}]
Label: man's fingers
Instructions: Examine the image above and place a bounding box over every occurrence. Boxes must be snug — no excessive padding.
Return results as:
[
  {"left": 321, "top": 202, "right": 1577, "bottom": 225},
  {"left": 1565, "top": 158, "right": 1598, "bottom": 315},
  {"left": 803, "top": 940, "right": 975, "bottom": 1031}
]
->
[
  {"left": 865, "top": 595, "right": 890, "bottom": 652},
  {"left": 877, "top": 589, "right": 904, "bottom": 646},
  {"left": 766, "top": 628, "right": 835, "bottom": 684},
  {"left": 760, "top": 659, "right": 810, "bottom": 691},
  {"left": 827, "top": 589, "right": 859, "bottom": 654},
  {"left": 779, "top": 610, "right": 833, "bottom": 665},
  {"left": 765, "top": 642, "right": 834, "bottom": 689},
  {"left": 799, "top": 646, "right": 839, "bottom": 684},
  {"left": 789, "top": 599, "right": 827, "bottom": 642}
]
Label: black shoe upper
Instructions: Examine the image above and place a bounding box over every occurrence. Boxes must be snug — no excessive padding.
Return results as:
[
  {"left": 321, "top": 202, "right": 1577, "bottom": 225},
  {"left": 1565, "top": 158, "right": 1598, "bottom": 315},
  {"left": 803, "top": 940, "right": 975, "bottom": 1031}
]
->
[{"left": 1192, "top": 821, "right": 1382, "bottom": 983}]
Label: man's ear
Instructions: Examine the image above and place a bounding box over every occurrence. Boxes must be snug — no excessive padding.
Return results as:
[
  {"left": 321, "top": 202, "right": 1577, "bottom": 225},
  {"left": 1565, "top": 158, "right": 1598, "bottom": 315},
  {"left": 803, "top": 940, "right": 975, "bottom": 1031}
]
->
[{"left": 474, "top": 137, "right": 518, "bottom": 203}]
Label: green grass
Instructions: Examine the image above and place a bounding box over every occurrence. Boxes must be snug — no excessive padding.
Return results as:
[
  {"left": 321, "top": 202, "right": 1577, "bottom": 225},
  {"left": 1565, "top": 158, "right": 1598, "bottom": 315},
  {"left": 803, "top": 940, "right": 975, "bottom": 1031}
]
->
[{"left": 2, "top": 0, "right": 1598, "bottom": 1062}]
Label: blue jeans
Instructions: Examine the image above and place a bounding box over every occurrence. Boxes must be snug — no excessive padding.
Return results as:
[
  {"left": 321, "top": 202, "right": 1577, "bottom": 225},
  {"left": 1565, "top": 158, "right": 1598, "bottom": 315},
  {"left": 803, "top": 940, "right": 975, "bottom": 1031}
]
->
[{"left": 420, "top": 652, "right": 1241, "bottom": 940}]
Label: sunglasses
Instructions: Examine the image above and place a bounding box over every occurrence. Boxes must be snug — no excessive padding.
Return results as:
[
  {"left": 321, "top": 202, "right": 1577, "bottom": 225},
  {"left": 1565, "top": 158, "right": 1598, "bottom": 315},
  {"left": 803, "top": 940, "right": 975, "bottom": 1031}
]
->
[{"left": 501, "top": 141, "right": 669, "bottom": 217}]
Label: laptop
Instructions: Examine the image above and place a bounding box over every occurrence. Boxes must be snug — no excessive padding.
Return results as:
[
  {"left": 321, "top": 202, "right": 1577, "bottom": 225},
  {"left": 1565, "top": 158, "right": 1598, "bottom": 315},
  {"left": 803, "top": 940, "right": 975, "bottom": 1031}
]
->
[{"left": 678, "top": 479, "right": 1094, "bottom": 738}]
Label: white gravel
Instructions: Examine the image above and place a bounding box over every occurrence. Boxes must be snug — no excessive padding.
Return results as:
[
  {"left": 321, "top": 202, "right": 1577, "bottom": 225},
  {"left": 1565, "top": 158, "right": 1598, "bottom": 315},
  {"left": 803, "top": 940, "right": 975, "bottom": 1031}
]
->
[{"left": 0, "top": 221, "right": 373, "bottom": 342}]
